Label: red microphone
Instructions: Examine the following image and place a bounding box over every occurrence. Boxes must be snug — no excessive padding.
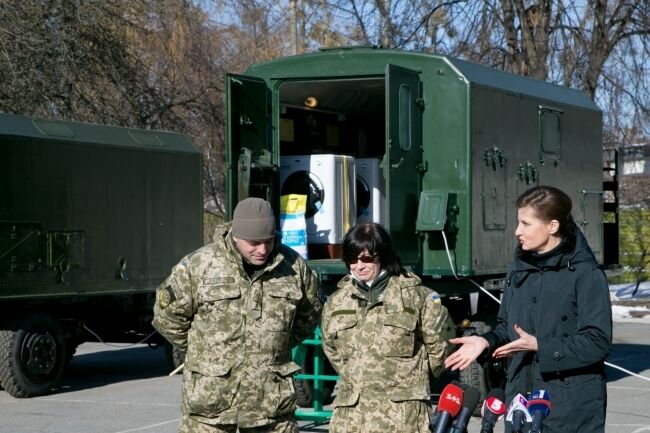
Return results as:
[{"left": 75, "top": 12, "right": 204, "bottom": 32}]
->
[
  {"left": 429, "top": 382, "right": 464, "bottom": 433},
  {"left": 480, "top": 388, "right": 506, "bottom": 433}
]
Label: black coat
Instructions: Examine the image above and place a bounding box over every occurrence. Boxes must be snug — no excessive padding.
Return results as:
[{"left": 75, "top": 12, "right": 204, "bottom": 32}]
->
[{"left": 482, "top": 229, "right": 612, "bottom": 433}]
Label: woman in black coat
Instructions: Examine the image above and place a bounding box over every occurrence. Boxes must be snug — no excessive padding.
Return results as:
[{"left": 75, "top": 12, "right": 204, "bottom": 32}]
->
[{"left": 445, "top": 185, "right": 612, "bottom": 433}]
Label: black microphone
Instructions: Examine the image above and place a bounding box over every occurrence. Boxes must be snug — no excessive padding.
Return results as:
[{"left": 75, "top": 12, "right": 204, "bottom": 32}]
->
[
  {"left": 479, "top": 388, "right": 506, "bottom": 433},
  {"left": 429, "top": 382, "right": 464, "bottom": 433},
  {"left": 447, "top": 385, "right": 481, "bottom": 433}
]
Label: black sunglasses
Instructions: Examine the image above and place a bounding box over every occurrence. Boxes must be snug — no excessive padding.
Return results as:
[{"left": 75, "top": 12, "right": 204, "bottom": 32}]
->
[{"left": 346, "top": 255, "right": 377, "bottom": 264}]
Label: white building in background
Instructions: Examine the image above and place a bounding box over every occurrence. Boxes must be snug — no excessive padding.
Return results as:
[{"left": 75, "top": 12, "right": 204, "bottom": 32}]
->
[{"left": 621, "top": 142, "right": 650, "bottom": 176}]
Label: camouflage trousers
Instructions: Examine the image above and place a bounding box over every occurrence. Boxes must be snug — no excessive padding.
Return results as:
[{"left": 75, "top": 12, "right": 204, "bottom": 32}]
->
[
  {"left": 329, "top": 397, "right": 431, "bottom": 433},
  {"left": 179, "top": 414, "right": 298, "bottom": 433}
]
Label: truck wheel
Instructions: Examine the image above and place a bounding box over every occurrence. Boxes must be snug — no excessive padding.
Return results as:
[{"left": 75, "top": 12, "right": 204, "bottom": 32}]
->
[
  {"left": 0, "top": 314, "right": 66, "bottom": 398},
  {"left": 295, "top": 377, "right": 334, "bottom": 408},
  {"left": 164, "top": 342, "right": 185, "bottom": 372},
  {"left": 459, "top": 321, "right": 491, "bottom": 416},
  {"left": 459, "top": 359, "right": 488, "bottom": 416},
  {"left": 295, "top": 377, "right": 313, "bottom": 407},
  {"left": 295, "top": 351, "right": 334, "bottom": 408}
]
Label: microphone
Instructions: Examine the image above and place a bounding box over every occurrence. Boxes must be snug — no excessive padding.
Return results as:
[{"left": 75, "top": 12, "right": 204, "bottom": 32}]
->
[
  {"left": 448, "top": 385, "right": 481, "bottom": 433},
  {"left": 505, "top": 393, "right": 532, "bottom": 433},
  {"left": 429, "top": 382, "right": 463, "bottom": 433},
  {"left": 479, "top": 388, "right": 506, "bottom": 433},
  {"left": 527, "top": 389, "right": 552, "bottom": 433}
]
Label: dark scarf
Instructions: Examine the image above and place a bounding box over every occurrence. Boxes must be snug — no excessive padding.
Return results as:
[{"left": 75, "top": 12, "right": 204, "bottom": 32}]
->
[
  {"left": 352, "top": 271, "right": 392, "bottom": 304},
  {"left": 243, "top": 260, "right": 265, "bottom": 278}
]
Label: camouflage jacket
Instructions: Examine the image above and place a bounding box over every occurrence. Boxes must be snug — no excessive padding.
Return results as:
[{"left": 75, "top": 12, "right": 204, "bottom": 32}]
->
[
  {"left": 152, "top": 223, "right": 322, "bottom": 427},
  {"left": 321, "top": 272, "right": 455, "bottom": 407}
]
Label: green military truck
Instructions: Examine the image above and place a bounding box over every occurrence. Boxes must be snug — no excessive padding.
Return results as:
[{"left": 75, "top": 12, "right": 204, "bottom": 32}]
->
[
  {"left": 0, "top": 113, "right": 203, "bottom": 397},
  {"left": 224, "top": 47, "right": 618, "bottom": 410}
]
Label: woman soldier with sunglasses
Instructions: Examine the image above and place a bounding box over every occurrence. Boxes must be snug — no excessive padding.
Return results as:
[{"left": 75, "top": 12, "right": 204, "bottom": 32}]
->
[{"left": 321, "top": 223, "right": 456, "bottom": 433}]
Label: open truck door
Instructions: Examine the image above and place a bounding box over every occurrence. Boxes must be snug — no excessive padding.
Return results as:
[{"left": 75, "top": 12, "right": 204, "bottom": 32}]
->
[
  {"left": 226, "top": 74, "right": 276, "bottom": 218},
  {"left": 385, "top": 64, "right": 423, "bottom": 264}
]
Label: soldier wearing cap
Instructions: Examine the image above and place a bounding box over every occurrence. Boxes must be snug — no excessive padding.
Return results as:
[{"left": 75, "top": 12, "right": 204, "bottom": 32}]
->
[{"left": 153, "top": 197, "right": 322, "bottom": 433}]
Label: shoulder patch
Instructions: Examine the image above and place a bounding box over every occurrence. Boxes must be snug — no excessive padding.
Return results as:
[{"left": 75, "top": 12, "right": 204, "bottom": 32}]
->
[
  {"left": 157, "top": 286, "right": 177, "bottom": 309},
  {"left": 429, "top": 293, "right": 441, "bottom": 304}
]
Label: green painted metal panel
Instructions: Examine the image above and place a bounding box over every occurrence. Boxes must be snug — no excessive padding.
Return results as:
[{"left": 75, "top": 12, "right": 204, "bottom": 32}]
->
[
  {"left": 307, "top": 258, "right": 348, "bottom": 276},
  {"left": 0, "top": 112, "right": 197, "bottom": 154},
  {"left": 0, "top": 113, "right": 203, "bottom": 301},
  {"left": 385, "top": 64, "right": 423, "bottom": 264},
  {"left": 445, "top": 57, "right": 599, "bottom": 111},
  {"left": 225, "top": 74, "right": 274, "bottom": 219},
  {"left": 416, "top": 190, "right": 448, "bottom": 231}
]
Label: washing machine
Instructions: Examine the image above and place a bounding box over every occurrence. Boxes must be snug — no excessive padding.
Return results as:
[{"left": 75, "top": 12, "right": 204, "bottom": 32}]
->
[
  {"left": 279, "top": 155, "right": 356, "bottom": 247},
  {"left": 356, "top": 158, "right": 385, "bottom": 225}
]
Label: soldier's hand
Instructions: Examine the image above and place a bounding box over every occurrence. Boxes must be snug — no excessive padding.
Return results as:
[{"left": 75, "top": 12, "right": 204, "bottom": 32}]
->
[{"left": 444, "top": 336, "right": 489, "bottom": 371}]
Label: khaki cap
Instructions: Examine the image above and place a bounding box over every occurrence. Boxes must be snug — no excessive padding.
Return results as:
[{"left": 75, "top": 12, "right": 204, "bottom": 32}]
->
[{"left": 231, "top": 197, "right": 276, "bottom": 240}]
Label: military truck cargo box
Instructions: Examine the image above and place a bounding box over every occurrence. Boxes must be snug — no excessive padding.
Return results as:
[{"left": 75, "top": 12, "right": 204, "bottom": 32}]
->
[
  {"left": 0, "top": 113, "right": 202, "bottom": 397},
  {"left": 227, "top": 47, "right": 609, "bottom": 281},
  {"left": 225, "top": 47, "right": 618, "bottom": 409}
]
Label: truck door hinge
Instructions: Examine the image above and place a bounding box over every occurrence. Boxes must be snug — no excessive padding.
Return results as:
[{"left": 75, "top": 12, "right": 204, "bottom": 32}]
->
[
  {"left": 251, "top": 149, "right": 274, "bottom": 169},
  {"left": 416, "top": 161, "right": 428, "bottom": 173},
  {"left": 415, "top": 97, "right": 426, "bottom": 109}
]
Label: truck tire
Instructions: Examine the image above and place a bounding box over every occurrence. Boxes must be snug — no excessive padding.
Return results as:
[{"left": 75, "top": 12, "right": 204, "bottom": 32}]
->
[
  {"left": 164, "top": 342, "right": 185, "bottom": 372},
  {"left": 295, "top": 351, "right": 334, "bottom": 408},
  {"left": 294, "top": 377, "right": 314, "bottom": 407},
  {"left": 459, "top": 321, "right": 491, "bottom": 416},
  {"left": 295, "top": 376, "right": 334, "bottom": 408},
  {"left": 0, "top": 314, "right": 66, "bottom": 398}
]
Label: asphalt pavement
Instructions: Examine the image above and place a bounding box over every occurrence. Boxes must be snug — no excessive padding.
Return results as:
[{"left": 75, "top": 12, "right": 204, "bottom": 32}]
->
[{"left": 1, "top": 320, "right": 649, "bottom": 433}]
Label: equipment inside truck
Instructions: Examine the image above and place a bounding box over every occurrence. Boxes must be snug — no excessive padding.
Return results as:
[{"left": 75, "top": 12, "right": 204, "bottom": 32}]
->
[
  {"left": 278, "top": 78, "right": 385, "bottom": 158},
  {"left": 277, "top": 78, "right": 390, "bottom": 258}
]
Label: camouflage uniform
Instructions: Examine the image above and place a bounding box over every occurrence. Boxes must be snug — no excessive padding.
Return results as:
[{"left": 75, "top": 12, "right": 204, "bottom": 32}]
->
[
  {"left": 153, "top": 222, "right": 322, "bottom": 432},
  {"left": 321, "top": 272, "right": 455, "bottom": 433}
]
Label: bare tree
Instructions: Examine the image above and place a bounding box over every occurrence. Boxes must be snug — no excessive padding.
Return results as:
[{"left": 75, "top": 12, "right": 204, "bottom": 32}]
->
[
  {"left": 442, "top": 1, "right": 649, "bottom": 141},
  {"left": 0, "top": 1, "right": 150, "bottom": 124},
  {"left": 321, "top": 0, "right": 462, "bottom": 49},
  {"left": 2, "top": 0, "right": 646, "bottom": 225}
]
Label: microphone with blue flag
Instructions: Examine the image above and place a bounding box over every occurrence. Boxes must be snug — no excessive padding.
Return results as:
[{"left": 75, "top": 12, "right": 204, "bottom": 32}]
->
[{"left": 527, "top": 389, "right": 552, "bottom": 433}]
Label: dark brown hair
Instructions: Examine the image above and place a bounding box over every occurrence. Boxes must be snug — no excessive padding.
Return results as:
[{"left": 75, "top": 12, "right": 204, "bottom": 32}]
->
[
  {"left": 516, "top": 185, "right": 576, "bottom": 238},
  {"left": 342, "top": 223, "right": 407, "bottom": 276}
]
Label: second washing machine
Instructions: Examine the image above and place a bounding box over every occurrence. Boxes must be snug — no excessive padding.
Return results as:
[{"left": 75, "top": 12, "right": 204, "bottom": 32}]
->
[{"left": 356, "top": 158, "right": 386, "bottom": 225}]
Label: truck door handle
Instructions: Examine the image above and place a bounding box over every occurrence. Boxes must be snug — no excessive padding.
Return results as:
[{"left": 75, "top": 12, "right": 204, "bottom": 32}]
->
[{"left": 390, "top": 158, "right": 404, "bottom": 169}]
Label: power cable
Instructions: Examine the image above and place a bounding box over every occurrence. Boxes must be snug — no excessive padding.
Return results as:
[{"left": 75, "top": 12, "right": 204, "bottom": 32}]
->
[{"left": 82, "top": 323, "right": 158, "bottom": 348}]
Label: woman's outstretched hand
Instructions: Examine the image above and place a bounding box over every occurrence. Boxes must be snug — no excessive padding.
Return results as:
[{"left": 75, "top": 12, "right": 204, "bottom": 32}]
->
[
  {"left": 492, "top": 324, "right": 538, "bottom": 359},
  {"left": 444, "top": 335, "right": 489, "bottom": 371}
]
